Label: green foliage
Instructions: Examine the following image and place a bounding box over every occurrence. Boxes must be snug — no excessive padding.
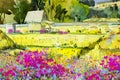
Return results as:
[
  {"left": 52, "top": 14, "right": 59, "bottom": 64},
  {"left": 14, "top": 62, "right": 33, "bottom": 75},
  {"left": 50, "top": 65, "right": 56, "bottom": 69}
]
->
[
  {"left": 44, "top": 0, "right": 62, "bottom": 21},
  {"left": 44, "top": 0, "right": 89, "bottom": 22},
  {"left": 10, "top": 0, "right": 30, "bottom": 24},
  {"left": 104, "top": 5, "right": 119, "bottom": 18},
  {"left": 88, "top": 4, "right": 120, "bottom": 19},
  {"left": 79, "top": 0, "right": 95, "bottom": 6},
  {"left": 89, "top": 0, "right": 95, "bottom": 6},
  {"left": 70, "top": 0, "right": 89, "bottom": 21},
  {"left": 31, "top": 0, "right": 46, "bottom": 10},
  {"left": 54, "top": 4, "right": 67, "bottom": 22},
  {"left": 0, "top": 0, "right": 15, "bottom": 24},
  {"left": 44, "top": 0, "right": 55, "bottom": 20},
  {"left": 88, "top": 8, "right": 107, "bottom": 18}
]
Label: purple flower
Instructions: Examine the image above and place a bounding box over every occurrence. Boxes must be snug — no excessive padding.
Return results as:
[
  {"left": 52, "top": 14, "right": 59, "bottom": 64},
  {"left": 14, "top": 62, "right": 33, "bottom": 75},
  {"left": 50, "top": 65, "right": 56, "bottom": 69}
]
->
[
  {"left": 8, "top": 29, "right": 14, "bottom": 33},
  {"left": 40, "top": 29, "right": 46, "bottom": 34},
  {"left": 58, "top": 30, "right": 68, "bottom": 34}
]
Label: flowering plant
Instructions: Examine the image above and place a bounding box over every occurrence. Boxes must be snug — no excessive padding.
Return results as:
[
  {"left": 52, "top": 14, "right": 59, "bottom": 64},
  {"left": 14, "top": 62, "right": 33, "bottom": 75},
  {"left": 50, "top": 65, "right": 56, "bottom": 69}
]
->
[
  {"left": 58, "top": 30, "right": 68, "bottom": 34},
  {"left": 0, "top": 50, "right": 79, "bottom": 79},
  {"left": 100, "top": 55, "right": 120, "bottom": 72},
  {"left": 40, "top": 29, "right": 46, "bottom": 34},
  {"left": 8, "top": 29, "right": 14, "bottom": 33},
  {"left": 83, "top": 55, "right": 120, "bottom": 80}
]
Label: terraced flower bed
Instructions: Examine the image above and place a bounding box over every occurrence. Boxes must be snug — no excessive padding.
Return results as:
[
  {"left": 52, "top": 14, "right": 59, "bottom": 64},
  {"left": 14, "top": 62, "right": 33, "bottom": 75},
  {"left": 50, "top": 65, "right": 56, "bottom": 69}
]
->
[{"left": 8, "top": 34, "right": 101, "bottom": 47}]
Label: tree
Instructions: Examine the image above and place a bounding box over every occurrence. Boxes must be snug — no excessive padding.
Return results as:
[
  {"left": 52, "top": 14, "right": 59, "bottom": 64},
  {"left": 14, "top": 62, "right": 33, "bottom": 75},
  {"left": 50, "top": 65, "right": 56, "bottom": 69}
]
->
[
  {"left": 10, "top": 0, "right": 30, "bottom": 24},
  {"left": 104, "top": 6, "right": 113, "bottom": 18},
  {"left": 89, "top": 0, "right": 95, "bottom": 6},
  {"left": 44, "top": 0, "right": 89, "bottom": 22},
  {"left": 104, "top": 4, "right": 119, "bottom": 18},
  {"left": 0, "top": 0, "right": 15, "bottom": 24},
  {"left": 114, "top": 4, "right": 118, "bottom": 11},
  {"left": 79, "top": 0, "right": 95, "bottom": 6},
  {"left": 54, "top": 4, "right": 67, "bottom": 22},
  {"left": 44, "top": 0, "right": 59, "bottom": 20},
  {"left": 31, "top": 0, "right": 46, "bottom": 10},
  {"left": 70, "top": 0, "right": 89, "bottom": 21}
]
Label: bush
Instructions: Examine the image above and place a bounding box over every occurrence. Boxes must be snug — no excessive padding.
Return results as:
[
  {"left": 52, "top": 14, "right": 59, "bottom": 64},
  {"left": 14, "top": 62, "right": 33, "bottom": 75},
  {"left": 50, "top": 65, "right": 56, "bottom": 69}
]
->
[{"left": 70, "top": 1, "right": 89, "bottom": 22}]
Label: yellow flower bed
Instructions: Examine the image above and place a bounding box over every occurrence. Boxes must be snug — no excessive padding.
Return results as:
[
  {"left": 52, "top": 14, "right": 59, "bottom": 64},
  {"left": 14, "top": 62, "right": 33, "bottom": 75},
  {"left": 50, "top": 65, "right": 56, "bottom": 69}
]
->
[
  {"left": 7, "top": 33, "right": 120, "bottom": 65},
  {"left": 8, "top": 34, "right": 101, "bottom": 47},
  {"left": 100, "top": 35, "right": 120, "bottom": 49},
  {"left": 27, "top": 47, "right": 81, "bottom": 65}
]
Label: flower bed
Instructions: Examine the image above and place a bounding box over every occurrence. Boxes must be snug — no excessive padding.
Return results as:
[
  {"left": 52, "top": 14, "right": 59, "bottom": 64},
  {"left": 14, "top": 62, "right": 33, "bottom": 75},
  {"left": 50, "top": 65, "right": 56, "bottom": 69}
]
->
[
  {"left": 8, "top": 34, "right": 101, "bottom": 47},
  {"left": 0, "top": 50, "right": 120, "bottom": 80},
  {"left": 0, "top": 51, "right": 80, "bottom": 80}
]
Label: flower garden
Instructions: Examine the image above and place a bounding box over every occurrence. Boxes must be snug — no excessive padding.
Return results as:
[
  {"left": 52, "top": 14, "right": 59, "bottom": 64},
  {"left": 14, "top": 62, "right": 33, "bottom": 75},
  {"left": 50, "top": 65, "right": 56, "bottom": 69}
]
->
[{"left": 0, "top": 24, "right": 120, "bottom": 80}]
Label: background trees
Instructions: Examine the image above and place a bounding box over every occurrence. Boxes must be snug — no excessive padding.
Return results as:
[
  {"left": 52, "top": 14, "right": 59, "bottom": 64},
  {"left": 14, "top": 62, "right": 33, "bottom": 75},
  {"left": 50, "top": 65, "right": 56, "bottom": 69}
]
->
[
  {"left": 31, "top": 0, "right": 46, "bottom": 10},
  {"left": 44, "top": 0, "right": 89, "bottom": 22},
  {"left": 79, "top": 0, "right": 95, "bottom": 6},
  {"left": 10, "top": 0, "right": 30, "bottom": 24},
  {"left": 70, "top": 0, "right": 89, "bottom": 21},
  {"left": 54, "top": 4, "right": 67, "bottom": 22},
  {"left": 44, "top": 0, "right": 68, "bottom": 21},
  {"left": 3, "top": 0, "right": 120, "bottom": 23},
  {"left": 104, "top": 4, "right": 119, "bottom": 18},
  {"left": 0, "top": 0, "right": 15, "bottom": 24}
]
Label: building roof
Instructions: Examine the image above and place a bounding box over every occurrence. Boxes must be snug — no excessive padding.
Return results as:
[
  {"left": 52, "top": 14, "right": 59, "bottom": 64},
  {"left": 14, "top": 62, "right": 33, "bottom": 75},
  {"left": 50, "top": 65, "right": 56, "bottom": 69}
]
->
[{"left": 25, "top": 10, "right": 44, "bottom": 23}]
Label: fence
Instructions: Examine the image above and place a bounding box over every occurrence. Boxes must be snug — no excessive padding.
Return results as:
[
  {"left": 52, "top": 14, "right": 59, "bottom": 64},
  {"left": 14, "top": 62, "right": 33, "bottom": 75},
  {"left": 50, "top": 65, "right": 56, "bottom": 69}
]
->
[
  {"left": 0, "top": 22, "right": 120, "bottom": 33},
  {"left": 53, "top": 22, "right": 120, "bottom": 27},
  {"left": 0, "top": 24, "right": 29, "bottom": 33}
]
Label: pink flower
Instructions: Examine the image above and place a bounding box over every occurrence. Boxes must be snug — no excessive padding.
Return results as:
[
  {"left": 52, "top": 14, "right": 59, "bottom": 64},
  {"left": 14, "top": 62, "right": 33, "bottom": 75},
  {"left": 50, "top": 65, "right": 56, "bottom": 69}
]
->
[
  {"left": 8, "top": 29, "right": 14, "bottom": 33},
  {"left": 0, "top": 68, "right": 3, "bottom": 72}
]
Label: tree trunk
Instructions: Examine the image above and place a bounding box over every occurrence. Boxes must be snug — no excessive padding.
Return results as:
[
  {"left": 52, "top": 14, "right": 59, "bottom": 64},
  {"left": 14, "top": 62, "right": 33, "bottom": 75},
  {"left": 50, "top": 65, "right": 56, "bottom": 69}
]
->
[
  {"left": 2, "top": 12, "right": 5, "bottom": 23},
  {"left": 0, "top": 13, "right": 4, "bottom": 24}
]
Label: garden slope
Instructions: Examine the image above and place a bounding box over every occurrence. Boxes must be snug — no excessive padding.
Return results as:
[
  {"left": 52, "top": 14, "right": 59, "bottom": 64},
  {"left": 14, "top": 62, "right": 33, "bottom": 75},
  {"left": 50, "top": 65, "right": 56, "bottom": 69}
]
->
[{"left": 0, "top": 30, "right": 16, "bottom": 50}]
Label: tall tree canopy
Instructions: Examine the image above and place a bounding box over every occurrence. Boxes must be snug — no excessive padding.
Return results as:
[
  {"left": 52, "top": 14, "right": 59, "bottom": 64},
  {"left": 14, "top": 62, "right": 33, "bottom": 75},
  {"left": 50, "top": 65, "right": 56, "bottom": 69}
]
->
[
  {"left": 44, "top": 0, "right": 68, "bottom": 21},
  {"left": 70, "top": 0, "right": 89, "bottom": 21},
  {"left": 31, "top": 0, "right": 46, "bottom": 10},
  {"left": 0, "top": 0, "right": 15, "bottom": 24},
  {"left": 10, "top": 0, "right": 30, "bottom": 24}
]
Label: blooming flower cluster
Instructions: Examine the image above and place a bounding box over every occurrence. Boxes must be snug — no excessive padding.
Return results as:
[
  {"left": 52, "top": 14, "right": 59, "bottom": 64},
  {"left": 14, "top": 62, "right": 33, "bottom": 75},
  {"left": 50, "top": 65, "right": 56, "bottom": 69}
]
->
[
  {"left": 40, "top": 29, "right": 46, "bottom": 34},
  {"left": 8, "top": 29, "right": 21, "bottom": 33},
  {"left": 1, "top": 49, "right": 120, "bottom": 80},
  {"left": 8, "top": 29, "right": 14, "bottom": 33},
  {"left": 58, "top": 30, "right": 68, "bottom": 34},
  {"left": 0, "top": 50, "right": 79, "bottom": 80},
  {"left": 100, "top": 55, "right": 120, "bottom": 72},
  {"left": 82, "top": 55, "right": 120, "bottom": 80}
]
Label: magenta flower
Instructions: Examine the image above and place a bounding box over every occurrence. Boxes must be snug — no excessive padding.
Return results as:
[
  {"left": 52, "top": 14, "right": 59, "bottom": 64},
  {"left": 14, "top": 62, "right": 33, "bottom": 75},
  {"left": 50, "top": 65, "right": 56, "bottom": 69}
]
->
[
  {"left": 0, "top": 68, "right": 3, "bottom": 72},
  {"left": 100, "top": 55, "right": 120, "bottom": 72},
  {"left": 8, "top": 29, "right": 14, "bottom": 33},
  {"left": 0, "top": 50, "right": 80, "bottom": 79},
  {"left": 40, "top": 29, "right": 46, "bottom": 34},
  {"left": 58, "top": 30, "right": 68, "bottom": 34}
]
